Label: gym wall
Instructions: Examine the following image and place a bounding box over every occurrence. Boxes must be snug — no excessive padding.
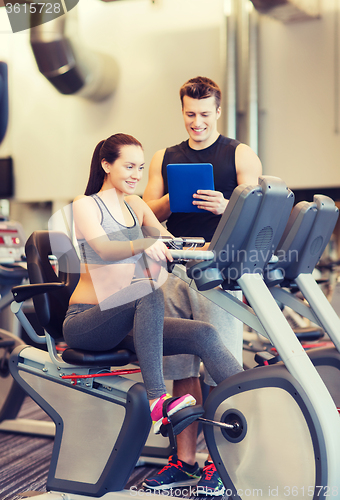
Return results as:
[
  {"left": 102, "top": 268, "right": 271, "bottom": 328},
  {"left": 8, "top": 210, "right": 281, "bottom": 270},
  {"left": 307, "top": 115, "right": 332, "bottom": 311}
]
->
[
  {"left": 258, "top": 0, "right": 340, "bottom": 190},
  {"left": 0, "top": 0, "right": 339, "bottom": 209},
  {"left": 0, "top": 0, "right": 226, "bottom": 204}
]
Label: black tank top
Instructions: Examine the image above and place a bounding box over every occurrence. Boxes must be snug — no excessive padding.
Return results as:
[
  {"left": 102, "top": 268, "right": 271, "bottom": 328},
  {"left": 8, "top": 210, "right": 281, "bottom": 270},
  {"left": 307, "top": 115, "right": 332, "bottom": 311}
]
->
[{"left": 161, "top": 135, "right": 240, "bottom": 241}]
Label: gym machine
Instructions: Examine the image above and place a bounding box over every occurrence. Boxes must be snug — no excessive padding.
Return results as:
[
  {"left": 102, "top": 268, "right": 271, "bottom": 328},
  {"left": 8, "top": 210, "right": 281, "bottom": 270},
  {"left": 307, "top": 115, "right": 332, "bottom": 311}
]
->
[
  {"left": 263, "top": 194, "right": 340, "bottom": 407},
  {"left": 7, "top": 176, "right": 340, "bottom": 500},
  {"left": 174, "top": 179, "right": 340, "bottom": 499},
  {"left": 0, "top": 218, "right": 55, "bottom": 436},
  {"left": 243, "top": 195, "right": 339, "bottom": 369}
]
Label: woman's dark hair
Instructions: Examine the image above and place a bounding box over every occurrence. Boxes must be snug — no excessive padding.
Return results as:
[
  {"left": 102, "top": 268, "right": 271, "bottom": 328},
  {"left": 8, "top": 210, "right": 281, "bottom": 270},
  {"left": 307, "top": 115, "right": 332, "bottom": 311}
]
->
[
  {"left": 84, "top": 133, "right": 143, "bottom": 195},
  {"left": 179, "top": 76, "right": 221, "bottom": 110}
]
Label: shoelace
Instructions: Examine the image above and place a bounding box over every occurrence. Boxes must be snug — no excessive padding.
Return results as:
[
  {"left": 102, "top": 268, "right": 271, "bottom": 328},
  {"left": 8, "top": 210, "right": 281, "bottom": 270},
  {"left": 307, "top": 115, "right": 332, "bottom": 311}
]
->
[
  {"left": 158, "top": 457, "right": 183, "bottom": 475},
  {"left": 202, "top": 462, "right": 216, "bottom": 481}
]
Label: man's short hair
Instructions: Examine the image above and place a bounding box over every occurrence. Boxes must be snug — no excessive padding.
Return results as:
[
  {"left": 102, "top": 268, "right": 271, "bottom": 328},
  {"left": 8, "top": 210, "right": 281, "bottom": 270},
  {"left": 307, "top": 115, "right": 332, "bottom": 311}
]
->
[{"left": 180, "top": 76, "right": 221, "bottom": 110}]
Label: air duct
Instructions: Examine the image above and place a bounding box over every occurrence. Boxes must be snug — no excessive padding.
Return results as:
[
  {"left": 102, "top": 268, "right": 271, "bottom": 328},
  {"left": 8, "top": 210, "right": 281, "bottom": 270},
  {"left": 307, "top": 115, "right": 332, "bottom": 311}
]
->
[
  {"left": 30, "top": 14, "right": 119, "bottom": 101},
  {"left": 250, "top": 0, "right": 320, "bottom": 23},
  {"left": 0, "top": 62, "right": 9, "bottom": 144}
]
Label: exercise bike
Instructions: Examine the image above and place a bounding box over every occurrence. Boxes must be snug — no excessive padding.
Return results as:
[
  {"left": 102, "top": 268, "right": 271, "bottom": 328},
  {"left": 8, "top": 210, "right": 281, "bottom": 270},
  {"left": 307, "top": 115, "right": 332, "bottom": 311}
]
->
[
  {"left": 171, "top": 179, "right": 340, "bottom": 499},
  {"left": 242, "top": 195, "right": 339, "bottom": 369},
  {"left": 7, "top": 176, "right": 340, "bottom": 500},
  {"left": 261, "top": 194, "right": 340, "bottom": 408},
  {"left": 0, "top": 218, "right": 55, "bottom": 436},
  {"left": 0, "top": 217, "right": 27, "bottom": 429}
]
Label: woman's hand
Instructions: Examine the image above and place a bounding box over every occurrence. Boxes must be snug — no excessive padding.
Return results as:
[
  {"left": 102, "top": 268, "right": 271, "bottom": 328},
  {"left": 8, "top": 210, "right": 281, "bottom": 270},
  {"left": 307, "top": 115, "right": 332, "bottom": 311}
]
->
[
  {"left": 142, "top": 240, "right": 173, "bottom": 283},
  {"left": 144, "top": 239, "right": 173, "bottom": 262}
]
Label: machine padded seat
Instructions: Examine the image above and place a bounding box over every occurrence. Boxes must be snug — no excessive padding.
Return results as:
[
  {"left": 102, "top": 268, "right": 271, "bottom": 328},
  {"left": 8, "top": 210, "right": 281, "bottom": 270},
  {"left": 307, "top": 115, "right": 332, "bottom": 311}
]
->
[{"left": 62, "top": 346, "right": 137, "bottom": 366}]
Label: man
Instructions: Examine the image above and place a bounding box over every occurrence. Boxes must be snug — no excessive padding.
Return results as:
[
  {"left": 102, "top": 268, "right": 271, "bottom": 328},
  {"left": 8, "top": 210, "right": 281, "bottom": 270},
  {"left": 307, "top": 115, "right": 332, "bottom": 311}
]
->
[{"left": 142, "top": 77, "right": 262, "bottom": 495}]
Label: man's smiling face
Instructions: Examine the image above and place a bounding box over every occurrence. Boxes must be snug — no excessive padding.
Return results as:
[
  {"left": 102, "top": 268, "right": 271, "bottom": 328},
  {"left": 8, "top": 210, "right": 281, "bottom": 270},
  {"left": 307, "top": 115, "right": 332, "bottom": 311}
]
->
[{"left": 182, "top": 95, "right": 221, "bottom": 150}]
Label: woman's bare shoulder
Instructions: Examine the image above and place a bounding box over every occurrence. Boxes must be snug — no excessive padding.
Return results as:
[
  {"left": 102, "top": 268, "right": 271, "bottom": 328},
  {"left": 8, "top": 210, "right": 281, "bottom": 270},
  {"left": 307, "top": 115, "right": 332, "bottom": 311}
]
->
[
  {"left": 124, "top": 194, "right": 145, "bottom": 210},
  {"left": 73, "top": 195, "right": 97, "bottom": 209},
  {"left": 72, "top": 195, "right": 100, "bottom": 222}
]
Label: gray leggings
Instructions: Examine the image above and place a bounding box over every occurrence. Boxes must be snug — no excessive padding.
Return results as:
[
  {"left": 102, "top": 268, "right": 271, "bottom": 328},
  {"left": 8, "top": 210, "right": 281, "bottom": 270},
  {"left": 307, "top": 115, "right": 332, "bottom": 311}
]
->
[{"left": 63, "top": 281, "right": 243, "bottom": 400}]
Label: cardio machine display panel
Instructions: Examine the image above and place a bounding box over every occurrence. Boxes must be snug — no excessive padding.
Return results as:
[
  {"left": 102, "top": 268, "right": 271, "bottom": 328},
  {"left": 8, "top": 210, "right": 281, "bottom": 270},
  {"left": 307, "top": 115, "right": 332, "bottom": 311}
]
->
[{"left": 0, "top": 221, "right": 26, "bottom": 263}]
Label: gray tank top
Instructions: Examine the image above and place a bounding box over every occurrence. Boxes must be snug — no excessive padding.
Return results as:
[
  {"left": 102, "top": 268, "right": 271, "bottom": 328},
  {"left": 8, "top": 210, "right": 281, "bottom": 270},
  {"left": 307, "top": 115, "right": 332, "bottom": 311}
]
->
[{"left": 77, "top": 194, "right": 143, "bottom": 265}]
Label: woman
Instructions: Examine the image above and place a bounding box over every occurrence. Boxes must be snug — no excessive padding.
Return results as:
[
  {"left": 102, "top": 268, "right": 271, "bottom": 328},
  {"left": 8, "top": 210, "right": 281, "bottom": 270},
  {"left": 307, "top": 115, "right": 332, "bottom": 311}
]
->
[{"left": 63, "top": 133, "right": 243, "bottom": 433}]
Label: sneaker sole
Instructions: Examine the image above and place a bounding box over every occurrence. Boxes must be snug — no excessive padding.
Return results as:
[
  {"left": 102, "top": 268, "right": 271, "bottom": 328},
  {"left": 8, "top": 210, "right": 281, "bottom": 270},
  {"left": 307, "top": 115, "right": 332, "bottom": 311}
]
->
[
  {"left": 143, "top": 478, "right": 199, "bottom": 490},
  {"left": 153, "top": 396, "right": 196, "bottom": 434}
]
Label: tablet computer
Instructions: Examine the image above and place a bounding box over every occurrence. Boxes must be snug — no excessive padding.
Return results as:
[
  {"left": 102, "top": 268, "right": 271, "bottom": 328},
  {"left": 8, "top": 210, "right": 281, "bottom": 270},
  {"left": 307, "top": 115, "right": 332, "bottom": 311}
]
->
[{"left": 167, "top": 163, "right": 215, "bottom": 213}]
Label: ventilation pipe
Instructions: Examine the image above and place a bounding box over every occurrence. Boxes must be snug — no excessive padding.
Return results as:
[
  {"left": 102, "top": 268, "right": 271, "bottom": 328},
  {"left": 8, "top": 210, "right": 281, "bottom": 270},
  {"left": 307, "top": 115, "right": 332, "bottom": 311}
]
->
[
  {"left": 30, "top": 13, "right": 119, "bottom": 101},
  {"left": 224, "top": 0, "right": 259, "bottom": 155},
  {"left": 0, "top": 62, "right": 9, "bottom": 144},
  {"left": 250, "top": 0, "right": 320, "bottom": 23}
]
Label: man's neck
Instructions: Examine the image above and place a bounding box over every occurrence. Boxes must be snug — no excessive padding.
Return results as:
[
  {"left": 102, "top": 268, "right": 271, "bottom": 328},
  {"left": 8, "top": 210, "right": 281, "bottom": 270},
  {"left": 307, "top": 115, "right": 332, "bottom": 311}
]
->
[{"left": 188, "top": 131, "right": 220, "bottom": 151}]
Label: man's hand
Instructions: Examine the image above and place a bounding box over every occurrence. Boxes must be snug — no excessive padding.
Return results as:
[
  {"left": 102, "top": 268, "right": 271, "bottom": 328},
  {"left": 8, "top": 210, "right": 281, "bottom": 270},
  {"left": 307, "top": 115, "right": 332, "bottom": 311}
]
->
[{"left": 192, "top": 190, "right": 228, "bottom": 215}]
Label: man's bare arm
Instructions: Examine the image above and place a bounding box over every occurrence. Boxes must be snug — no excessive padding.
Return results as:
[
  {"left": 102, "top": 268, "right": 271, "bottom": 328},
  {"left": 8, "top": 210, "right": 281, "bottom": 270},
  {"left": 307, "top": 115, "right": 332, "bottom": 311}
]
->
[
  {"left": 235, "top": 143, "right": 262, "bottom": 186},
  {"left": 143, "top": 149, "right": 172, "bottom": 223}
]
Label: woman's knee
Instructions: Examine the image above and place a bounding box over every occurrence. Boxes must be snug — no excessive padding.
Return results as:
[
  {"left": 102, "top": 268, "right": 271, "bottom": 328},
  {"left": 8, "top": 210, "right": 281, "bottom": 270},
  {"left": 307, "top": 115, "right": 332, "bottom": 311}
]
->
[{"left": 196, "top": 321, "right": 220, "bottom": 344}]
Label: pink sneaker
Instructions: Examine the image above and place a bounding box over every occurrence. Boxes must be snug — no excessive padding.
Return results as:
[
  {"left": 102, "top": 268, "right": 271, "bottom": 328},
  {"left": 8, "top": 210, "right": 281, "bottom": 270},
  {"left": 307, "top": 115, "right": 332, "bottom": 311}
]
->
[{"left": 150, "top": 393, "right": 196, "bottom": 434}]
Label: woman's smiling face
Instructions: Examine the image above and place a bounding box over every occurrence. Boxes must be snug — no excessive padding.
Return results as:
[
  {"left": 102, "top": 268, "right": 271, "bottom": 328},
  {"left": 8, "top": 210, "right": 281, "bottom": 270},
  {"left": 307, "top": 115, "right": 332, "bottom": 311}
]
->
[{"left": 102, "top": 145, "right": 145, "bottom": 194}]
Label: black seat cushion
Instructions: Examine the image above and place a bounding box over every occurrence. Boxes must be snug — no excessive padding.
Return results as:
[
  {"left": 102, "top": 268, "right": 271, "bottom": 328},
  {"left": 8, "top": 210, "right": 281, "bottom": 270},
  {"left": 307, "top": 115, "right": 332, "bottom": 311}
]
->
[{"left": 62, "top": 347, "right": 138, "bottom": 367}]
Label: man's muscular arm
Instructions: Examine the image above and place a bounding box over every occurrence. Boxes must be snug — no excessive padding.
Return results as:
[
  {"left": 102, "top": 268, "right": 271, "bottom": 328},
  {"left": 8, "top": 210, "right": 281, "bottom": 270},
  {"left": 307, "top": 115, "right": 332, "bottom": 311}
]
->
[
  {"left": 235, "top": 143, "right": 262, "bottom": 186},
  {"left": 143, "top": 149, "right": 172, "bottom": 223}
]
